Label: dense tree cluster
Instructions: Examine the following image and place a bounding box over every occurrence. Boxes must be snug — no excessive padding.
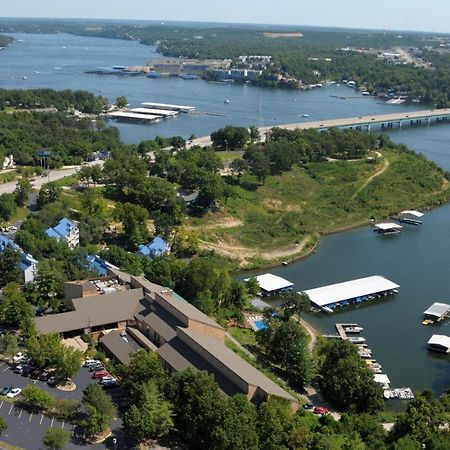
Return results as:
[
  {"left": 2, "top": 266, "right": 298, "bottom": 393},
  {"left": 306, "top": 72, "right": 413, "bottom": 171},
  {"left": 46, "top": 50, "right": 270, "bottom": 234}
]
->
[{"left": 0, "top": 88, "right": 106, "bottom": 113}]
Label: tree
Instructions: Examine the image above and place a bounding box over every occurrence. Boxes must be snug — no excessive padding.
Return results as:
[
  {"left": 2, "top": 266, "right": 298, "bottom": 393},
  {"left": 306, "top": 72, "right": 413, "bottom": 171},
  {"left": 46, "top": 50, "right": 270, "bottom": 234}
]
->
[
  {"left": 83, "top": 405, "right": 109, "bottom": 438},
  {"left": 249, "top": 125, "right": 261, "bottom": 142},
  {"left": 123, "top": 381, "right": 174, "bottom": 441},
  {"left": 318, "top": 340, "right": 383, "bottom": 413},
  {"left": 243, "top": 145, "right": 270, "bottom": 183},
  {"left": 1, "top": 283, "right": 34, "bottom": 327},
  {"left": 0, "top": 416, "right": 6, "bottom": 436},
  {"left": 57, "top": 346, "right": 84, "bottom": 380},
  {"left": 43, "top": 428, "right": 71, "bottom": 450},
  {"left": 279, "top": 291, "right": 311, "bottom": 320},
  {"left": 115, "top": 202, "right": 149, "bottom": 247},
  {"left": 116, "top": 96, "right": 128, "bottom": 108},
  {"left": 166, "top": 369, "right": 227, "bottom": 450},
  {"left": 0, "top": 246, "right": 22, "bottom": 287},
  {"left": 82, "top": 384, "right": 116, "bottom": 422},
  {"left": 21, "top": 385, "right": 55, "bottom": 412},
  {"left": 211, "top": 126, "right": 250, "bottom": 150},
  {"left": 393, "top": 437, "right": 421, "bottom": 450},
  {"left": 0, "top": 334, "right": 19, "bottom": 359},
  {"left": 53, "top": 399, "right": 80, "bottom": 420},
  {"left": 257, "top": 319, "right": 313, "bottom": 389},
  {"left": 171, "top": 136, "right": 186, "bottom": 149},
  {"left": 245, "top": 277, "right": 260, "bottom": 297},
  {"left": 0, "top": 193, "right": 17, "bottom": 221},
  {"left": 211, "top": 394, "right": 259, "bottom": 450},
  {"left": 37, "top": 183, "right": 61, "bottom": 208},
  {"left": 256, "top": 397, "right": 294, "bottom": 450},
  {"left": 35, "top": 260, "right": 65, "bottom": 298},
  {"left": 14, "top": 177, "right": 32, "bottom": 207}
]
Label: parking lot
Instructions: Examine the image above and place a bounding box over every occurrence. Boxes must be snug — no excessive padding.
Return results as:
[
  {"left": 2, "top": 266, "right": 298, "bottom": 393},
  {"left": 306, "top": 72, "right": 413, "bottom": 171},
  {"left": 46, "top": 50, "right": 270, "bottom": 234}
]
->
[
  {"left": 0, "top": 361, "right": 126, "bottom": 449},
  {"left": 0, "top": 361, "right": 94, "bottom": 402}
]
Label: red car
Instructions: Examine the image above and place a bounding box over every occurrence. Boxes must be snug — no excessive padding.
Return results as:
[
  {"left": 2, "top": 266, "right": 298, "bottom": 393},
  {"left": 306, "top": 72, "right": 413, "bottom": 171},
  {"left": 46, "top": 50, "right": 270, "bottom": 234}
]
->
[
  {"left": 92, "top": 370, "right": 110, "bottom": 380},
  {"left": 314, "top": 406, "right": 331, "bottom": 415}
]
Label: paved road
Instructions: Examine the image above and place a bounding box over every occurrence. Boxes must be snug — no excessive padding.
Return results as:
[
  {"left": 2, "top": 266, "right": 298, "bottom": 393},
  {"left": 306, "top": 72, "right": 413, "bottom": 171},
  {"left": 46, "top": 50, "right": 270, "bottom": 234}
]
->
[
  {"left": 0, "top": 160, "right": 104, "bottom": 195},
  {"left": 188, "top": 107, "right": 450, "bottom": 148}
]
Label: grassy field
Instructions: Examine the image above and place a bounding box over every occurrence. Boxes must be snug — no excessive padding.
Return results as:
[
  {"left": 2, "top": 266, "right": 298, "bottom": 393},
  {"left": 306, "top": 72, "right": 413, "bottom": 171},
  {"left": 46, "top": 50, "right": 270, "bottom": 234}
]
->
[{"left": 189, "top": 149, "right": 450, "bottom": 266}]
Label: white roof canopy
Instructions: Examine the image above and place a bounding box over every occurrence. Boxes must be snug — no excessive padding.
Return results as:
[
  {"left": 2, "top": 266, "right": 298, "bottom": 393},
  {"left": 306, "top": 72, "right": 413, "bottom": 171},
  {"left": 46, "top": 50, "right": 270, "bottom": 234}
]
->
[
  {"left": 400, "top": 210, "right": 424, "bottom": 218},
  {"left": 424, "top": 302, "right": 450, "bottom": 318},
  {"left": 248, "top": 274, "right": 294, "bottom": 293},
  {"left": 428, "top": 334, "right": 450, "bottom": 349},
  {"left": 108, "top": 111, "right": 160, "bottom": 121},
  {"left": 302, "top": 275, "right": 400, "bottom": 307},
  {"left": 374, "top": 223, "right": 403, "bottom": 231},
  {"left": 374, "top": 374, "right": 391, "bottom": 385}
]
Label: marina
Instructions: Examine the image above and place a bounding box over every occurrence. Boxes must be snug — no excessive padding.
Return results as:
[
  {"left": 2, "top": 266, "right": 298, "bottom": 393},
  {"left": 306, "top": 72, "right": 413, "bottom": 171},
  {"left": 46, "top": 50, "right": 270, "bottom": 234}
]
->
[
  {"left": 302, "top": 275, "right": 400, "bottom": 312},
  {"left": 325, "top": 324, "right": 414, "bottom": 399},
  {"left": 141, "top": 102, "right": 196, "bottom": 113},
  {"left": 247, "top": 273, "right": 294, "bottom": 297}
]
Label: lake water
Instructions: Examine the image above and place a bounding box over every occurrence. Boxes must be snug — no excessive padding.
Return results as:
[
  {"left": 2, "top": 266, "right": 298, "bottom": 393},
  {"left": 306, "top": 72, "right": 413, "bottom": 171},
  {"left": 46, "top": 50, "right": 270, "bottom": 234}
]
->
[{"left": 1, "top": 32, "right": 450, "bottom": 394}]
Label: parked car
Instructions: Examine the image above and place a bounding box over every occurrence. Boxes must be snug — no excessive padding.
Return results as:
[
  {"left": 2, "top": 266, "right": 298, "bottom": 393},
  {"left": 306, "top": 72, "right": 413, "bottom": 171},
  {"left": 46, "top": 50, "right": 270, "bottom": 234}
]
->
[
  {"left": 84, "top": 359, "right": 100, "bottom": 367},
  {"left": 21, "top": 366, "right": 34, "bottom": 377},
  {"left": 30, "top": 369, "right": 41, "bottom": 380},
  {"left": 92, "top": 370, "right": 110, "bottom": 380},
  {"left": 313, "top": 406, "right": 331, "bottom": 415},
  {"left": 303, "top": 403, "right": 314, "bottom": 410},
  {"left": 47, "top": 376, "right": 58, "bottom": 386},
  {"left": 7, "top": 388, "right": 22, "bottom": 398},
  {"left": 39, "top": 371, "right": 50, "bottom": 382},
  {"left": 89, "top": 364, "right": 105, "bottom": 372},
  {"left": 0, "top": 386, "right": 13, "bottom": 396},
  {"left": 13, "top": 352, "right": 26, "bottom": 363},
  {"left": 101, "top": 379, "right": 119, "bottom": 389},
  {"left": 13, "top": 365, "right": 23, "bottom": 375},
  {"left": 99, "top": 376, "right": 116, "bottom": 383}
]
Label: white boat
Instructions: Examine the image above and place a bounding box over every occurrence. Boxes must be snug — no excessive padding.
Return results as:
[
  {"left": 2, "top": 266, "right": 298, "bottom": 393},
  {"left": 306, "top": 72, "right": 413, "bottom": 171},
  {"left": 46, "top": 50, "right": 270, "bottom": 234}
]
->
[
  {"left": 22, "top": 76, "right": 27, "bottom": 80},
  {"left": 343, "top": 326, "right": 364, "bottom": 333},
  {"left": 301, "top": 114, "right": 310, "bottom": 118},
  {"left": 348, "top": 336, "right": 366, "bottom": 344},
  {"left": 224, "top": 99, "right": 230, "bottom": 104}
]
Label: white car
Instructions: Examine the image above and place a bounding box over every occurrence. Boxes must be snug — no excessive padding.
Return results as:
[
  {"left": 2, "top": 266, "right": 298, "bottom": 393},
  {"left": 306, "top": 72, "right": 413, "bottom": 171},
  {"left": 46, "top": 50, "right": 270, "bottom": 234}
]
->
[
  {"left": 100, "top": 376, "right": 116, "bottom": 383},
  {"left": 13, "top": 352, "right": 26, "bottom": 363},
  {"left": 7, "top": 388, "right": 22, "bottom": 398},
  {"left": 84, "top": 359, "right": 100, "bottom": 367}
]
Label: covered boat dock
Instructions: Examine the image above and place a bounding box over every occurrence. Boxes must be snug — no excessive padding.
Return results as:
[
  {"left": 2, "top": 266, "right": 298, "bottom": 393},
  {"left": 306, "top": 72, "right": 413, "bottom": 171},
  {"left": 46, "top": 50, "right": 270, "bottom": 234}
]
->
[
  {"left": 248, "top": 274, "right": 294, "bottom": 297},
  {"left": 374, "top": 222, "right": 403, "bottom": 235},
  {"left": 302, "top": 275, "right": 400, "bottom": 312},
  {"left": 397, "top": 210, "right": 424, "bottom": 225},
  {"left": 423, "top": 302, "right": 450, "bottom": 323},
  {"left": 427, "top": 334, "right": 450, "bottom": 354},
  {"left": 107, "top": 111, "right": 162, "bottom": 123},
  {"left": 141, "top": 102, "right": 195, "bottom": 113}
]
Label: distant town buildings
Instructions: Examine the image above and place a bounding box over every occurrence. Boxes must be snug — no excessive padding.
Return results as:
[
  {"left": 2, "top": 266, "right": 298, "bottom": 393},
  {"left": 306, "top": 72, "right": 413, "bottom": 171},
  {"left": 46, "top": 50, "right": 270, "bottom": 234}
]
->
[{"left": 45, "top": 217, "right": 79, "bottom": 248}]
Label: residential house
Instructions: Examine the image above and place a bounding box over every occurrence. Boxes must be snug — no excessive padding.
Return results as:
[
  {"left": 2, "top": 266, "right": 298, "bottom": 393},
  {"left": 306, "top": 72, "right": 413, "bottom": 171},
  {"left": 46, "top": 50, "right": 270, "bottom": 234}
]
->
[
  {"left": 0, "top": 234, "right": 37, "bottom": 283},
  {"left": 45, "top": 218, "right": 79, "bottom": 248},
  {"left": 138, "top": 236, "right": 169, "bottom": 259}
]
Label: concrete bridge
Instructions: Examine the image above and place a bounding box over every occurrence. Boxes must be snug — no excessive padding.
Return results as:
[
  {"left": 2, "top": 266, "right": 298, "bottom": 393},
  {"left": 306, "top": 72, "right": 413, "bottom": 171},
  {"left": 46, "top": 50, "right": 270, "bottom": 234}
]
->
[{"left": 189, "top": 108, "right": 450, "bottom": 148}]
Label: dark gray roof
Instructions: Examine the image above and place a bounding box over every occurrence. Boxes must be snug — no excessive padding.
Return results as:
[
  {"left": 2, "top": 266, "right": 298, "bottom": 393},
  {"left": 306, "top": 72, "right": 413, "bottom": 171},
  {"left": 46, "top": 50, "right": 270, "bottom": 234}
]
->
[
  {"left": 131, "top": 276, "right": 166, "bottom": 295},
  {"left": 126, "top": 327, "right": 158, "bottom": 352},
  {"left": 141, "top": 311, "right": 178, "bottom": 342},
  {"left": 177, "top": 327, "right": 297, "bottom": 402},
  {"left": 36, "top": 288, "right": 147, "bottom": 334},
  {"left": 100, "top": 330, "right": 141, "bottom": 365},
  {"left": 156, "top": 291, "right": 224, "bottom": 330},
  {"left": 157, "top": 337, "right": 244, "bottom": 397}
]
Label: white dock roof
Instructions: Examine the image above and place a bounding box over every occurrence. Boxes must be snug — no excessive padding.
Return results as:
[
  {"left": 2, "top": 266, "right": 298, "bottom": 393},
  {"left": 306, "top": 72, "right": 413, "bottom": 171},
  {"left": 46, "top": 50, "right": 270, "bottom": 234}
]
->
[
  {"left": 130, "top": 107, "right": 178, "bottom": 116},
  {"left": 424, "top": 302, "right": 450, "bottom": 318},
  {"left": 251, "top": 274, "right": 294, "bottom": 293},
  {"left": 374, "top": 223, "right": 403, "bottom": 231},
  {"left": 107, "top": 111, "right": 161, "bottom": 121},
  {"left": 302, "top": 275, "right": 400, "bottom": 307},
  {"left": 374, "top": 374, "right": 391, "bottom": 385},
  {"left": 428, "top": 334, "right": 450, "bottom": 349},
  {"left": 400, "top": 210, "right": 424, "bottom": 218},
  {"left": 141, "top": 102, "right": 195, "bottom": 112}
]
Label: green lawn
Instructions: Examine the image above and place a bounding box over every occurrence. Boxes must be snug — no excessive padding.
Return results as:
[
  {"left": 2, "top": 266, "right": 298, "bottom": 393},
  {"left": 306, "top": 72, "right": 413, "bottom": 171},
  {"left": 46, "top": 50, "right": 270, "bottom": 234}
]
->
[{"left": 192, "top": 149, "right": 450, "bottom": 264}]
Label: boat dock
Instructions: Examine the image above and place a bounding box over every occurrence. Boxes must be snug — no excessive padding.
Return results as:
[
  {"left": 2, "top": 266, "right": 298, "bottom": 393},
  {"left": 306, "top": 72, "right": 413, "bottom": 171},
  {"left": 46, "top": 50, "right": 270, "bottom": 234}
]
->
[
  {"left": 423, "top": 302, "right": 450, "bottom": 324},
  {"left": 302, "top": 275, "right": 400, "bottom": 312},
  {"left": 141, "top": 102, "right": 195, "bottom": 113},
  {"left": 324, "top": 324, "right": 414, "bottom": 399},
  {"left": 392, "top": 210, "right": 425, "bottom": 226},
  {"left": 373, "top": 222, "right": 403, "bottom": 235},
  {"left": 107, "top": 111, "right": 162, "bottom": 123}
]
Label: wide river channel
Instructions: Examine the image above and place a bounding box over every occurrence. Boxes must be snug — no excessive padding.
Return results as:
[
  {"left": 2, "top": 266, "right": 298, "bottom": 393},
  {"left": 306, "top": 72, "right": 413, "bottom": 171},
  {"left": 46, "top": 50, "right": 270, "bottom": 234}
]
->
[{"left": 1, "top": 32, "right": 450, "bottom": 395}]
